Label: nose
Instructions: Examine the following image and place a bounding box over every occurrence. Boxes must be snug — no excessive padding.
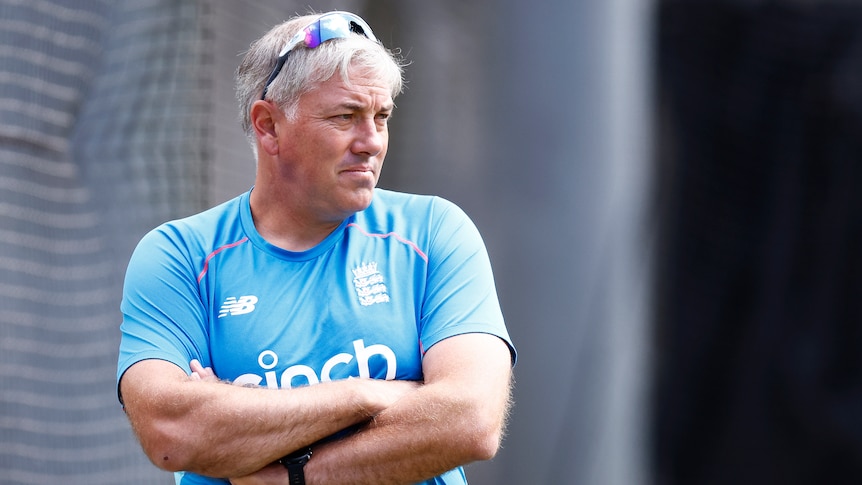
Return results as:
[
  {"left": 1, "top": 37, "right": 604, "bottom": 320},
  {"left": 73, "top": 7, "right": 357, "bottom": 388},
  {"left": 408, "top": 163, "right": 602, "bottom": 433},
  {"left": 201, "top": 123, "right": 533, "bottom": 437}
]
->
[{"left": 351, "top": 117, "right": 386, "bottom": 157}]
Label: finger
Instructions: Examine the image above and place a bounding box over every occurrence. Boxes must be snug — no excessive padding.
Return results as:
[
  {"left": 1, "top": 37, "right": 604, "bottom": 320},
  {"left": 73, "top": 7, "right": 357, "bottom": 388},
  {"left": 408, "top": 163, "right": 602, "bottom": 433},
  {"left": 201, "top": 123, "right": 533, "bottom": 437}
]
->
[{"left": 190, "top": 359, "right": 204, "bottom": 374}]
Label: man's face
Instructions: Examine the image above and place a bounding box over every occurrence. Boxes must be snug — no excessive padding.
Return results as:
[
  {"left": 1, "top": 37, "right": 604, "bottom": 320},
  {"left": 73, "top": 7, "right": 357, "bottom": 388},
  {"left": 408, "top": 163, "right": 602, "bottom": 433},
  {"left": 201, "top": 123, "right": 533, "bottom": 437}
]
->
[{"left": 275, "top": 66, "right": 393, "bottom": 224}]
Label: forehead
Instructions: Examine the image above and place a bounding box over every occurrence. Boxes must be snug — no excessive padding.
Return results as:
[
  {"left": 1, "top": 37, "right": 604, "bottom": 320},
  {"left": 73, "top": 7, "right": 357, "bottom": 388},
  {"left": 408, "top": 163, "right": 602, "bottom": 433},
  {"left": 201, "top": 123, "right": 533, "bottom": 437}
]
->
[{"left": 302, "top": 67, "right": 394, "bottom": 110}]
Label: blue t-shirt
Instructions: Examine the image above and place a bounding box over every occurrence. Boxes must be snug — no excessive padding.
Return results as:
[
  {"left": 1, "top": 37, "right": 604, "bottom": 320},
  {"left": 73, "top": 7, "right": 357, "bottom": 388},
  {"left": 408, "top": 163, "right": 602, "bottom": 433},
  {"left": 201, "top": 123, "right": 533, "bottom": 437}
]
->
[{"left": 117, "top": 188, "right": 515, "bottom": 484}]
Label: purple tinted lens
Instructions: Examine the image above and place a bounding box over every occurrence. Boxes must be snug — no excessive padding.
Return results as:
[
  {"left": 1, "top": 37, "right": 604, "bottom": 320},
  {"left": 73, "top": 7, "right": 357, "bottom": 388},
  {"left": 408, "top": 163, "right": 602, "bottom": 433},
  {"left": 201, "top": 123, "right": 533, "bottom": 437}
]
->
[{"left": 302, "top": 23, "right": 322, "bottom": 49}]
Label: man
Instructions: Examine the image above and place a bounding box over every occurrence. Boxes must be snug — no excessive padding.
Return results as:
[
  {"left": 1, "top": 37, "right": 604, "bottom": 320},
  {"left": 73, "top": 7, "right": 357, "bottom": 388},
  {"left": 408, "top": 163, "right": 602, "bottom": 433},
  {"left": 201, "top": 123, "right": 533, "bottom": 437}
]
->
[{"left": 117, "top": 11, "right": 515, "bottom": 485}]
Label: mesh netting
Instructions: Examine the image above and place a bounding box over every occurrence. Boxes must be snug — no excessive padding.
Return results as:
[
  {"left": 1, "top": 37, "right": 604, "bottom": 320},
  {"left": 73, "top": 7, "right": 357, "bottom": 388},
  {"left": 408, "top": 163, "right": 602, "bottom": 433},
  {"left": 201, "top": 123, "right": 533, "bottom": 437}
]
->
[{"left": 1, "top": 1, "right": 210, "bottom": 483}]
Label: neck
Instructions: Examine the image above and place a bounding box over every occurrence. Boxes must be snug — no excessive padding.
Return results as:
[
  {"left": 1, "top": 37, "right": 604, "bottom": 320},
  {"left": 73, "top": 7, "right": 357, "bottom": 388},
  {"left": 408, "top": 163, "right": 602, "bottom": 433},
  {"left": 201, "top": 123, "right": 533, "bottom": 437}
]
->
[{"left": 249, "top": 185, "right": 344, "bottom": 252}]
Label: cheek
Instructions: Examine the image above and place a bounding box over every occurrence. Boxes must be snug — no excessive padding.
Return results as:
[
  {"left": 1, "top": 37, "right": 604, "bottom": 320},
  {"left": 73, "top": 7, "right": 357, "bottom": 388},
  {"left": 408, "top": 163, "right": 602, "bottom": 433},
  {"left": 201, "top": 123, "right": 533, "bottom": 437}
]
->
[{"left": 378, "top": 135, "right": 389, "bottom": 162}]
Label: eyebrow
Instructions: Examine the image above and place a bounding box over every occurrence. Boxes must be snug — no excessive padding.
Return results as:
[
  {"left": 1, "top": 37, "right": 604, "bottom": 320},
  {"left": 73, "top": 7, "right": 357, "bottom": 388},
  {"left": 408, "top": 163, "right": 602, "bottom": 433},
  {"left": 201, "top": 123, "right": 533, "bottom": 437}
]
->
[{"left": 339, "top": 101, "right": 394, "bottom": 112}]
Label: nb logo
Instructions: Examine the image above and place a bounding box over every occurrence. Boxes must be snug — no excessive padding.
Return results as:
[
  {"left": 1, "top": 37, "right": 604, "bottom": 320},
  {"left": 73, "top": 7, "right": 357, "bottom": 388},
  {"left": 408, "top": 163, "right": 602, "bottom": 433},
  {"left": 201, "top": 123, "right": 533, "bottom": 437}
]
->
[{"left": 218, "top": 295, "right": 258, "bottom": 318}]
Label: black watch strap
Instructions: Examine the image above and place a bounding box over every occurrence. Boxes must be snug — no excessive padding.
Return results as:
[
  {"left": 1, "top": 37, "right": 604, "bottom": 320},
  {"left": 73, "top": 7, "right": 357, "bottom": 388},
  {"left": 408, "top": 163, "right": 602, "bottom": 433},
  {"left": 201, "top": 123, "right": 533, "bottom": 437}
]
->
[{"left": 279, "top": 447, "right": 312, "bottom": 485}]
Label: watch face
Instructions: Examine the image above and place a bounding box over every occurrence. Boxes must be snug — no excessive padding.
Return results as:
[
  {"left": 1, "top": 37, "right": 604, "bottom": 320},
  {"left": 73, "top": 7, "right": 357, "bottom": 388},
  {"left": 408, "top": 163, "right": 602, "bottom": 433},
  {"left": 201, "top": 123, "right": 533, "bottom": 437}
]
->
[
  {"left": 281, "top": 447, "right": 313, "bottom": 465},
  {"left": 281, "top": 448, "right": 311, "bottom": 485}
]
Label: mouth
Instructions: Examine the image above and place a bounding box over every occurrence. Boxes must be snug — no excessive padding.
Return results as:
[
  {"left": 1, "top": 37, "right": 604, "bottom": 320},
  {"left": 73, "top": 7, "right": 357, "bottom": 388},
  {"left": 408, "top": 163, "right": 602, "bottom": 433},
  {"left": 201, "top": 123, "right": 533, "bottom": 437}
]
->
[
  {"left": 338, "top": 165, "right": 377, "bottom": 186},
  {"left": 342, "top": 167, "right": 373, "bottom": 173},
  {"left": 339, "top": 164, "right": 376, "bottom": 175}
]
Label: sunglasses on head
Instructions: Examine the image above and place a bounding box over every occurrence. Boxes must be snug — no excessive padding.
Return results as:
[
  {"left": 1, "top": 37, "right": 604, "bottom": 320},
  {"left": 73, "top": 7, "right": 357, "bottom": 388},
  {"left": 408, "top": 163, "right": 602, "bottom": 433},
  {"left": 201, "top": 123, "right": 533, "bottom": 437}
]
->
[{"left": 260, "top": 11, "right": 378, "bottom": 100}]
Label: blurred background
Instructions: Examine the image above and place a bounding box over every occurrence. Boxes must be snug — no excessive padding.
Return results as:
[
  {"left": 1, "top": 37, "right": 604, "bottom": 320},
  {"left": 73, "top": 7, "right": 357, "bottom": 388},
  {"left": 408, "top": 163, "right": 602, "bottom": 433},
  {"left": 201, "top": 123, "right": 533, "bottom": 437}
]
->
[{"left": 1, "top": 0, "right": 860, "bottom": 483}]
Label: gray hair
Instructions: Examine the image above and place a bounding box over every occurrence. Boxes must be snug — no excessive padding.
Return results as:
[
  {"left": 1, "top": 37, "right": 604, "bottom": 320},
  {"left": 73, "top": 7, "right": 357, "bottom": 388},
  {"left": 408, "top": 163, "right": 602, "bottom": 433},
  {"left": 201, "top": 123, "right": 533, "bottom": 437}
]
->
[{"left": 235, "top": 13, "right": 406, "bottom": 151}]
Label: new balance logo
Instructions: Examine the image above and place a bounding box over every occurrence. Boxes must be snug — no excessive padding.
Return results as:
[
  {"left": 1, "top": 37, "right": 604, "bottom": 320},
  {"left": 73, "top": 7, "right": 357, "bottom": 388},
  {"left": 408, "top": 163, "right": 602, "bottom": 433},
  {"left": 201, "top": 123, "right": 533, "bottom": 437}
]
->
[{"left": 218, "top": 295, "right": 258, "bottom": 318}]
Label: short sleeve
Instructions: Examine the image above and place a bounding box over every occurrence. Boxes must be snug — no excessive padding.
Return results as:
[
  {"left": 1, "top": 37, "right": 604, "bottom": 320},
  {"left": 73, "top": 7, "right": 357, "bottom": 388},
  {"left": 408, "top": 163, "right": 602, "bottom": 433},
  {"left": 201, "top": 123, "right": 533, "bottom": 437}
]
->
[
  {"left": 116, "top": 225, "right": 209, "bottom": 400},
  {"left": 418, "top": 198, "right": 516, "bottom": 364}
]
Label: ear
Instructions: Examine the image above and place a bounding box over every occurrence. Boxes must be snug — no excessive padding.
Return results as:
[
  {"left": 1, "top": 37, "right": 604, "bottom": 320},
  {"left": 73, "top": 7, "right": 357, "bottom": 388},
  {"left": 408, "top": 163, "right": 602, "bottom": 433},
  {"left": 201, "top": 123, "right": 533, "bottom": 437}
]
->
[{"left": 250, "top": 100, "right": 282, "bottom": 156}]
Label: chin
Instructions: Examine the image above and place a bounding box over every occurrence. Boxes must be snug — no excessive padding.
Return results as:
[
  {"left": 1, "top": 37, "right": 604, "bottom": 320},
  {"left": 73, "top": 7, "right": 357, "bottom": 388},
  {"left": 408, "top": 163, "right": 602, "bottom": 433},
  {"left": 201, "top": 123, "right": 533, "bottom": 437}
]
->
[{"left": 339, "top": 190, "right": 375, "bottom": 216}]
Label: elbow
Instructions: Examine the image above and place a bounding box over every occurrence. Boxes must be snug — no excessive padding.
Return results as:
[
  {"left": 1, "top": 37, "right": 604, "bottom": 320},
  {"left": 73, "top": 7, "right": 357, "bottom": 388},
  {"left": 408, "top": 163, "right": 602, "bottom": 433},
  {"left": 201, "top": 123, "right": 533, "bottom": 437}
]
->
[
  {"left": 125, "top": 408, "right": 198, "bottom": 472},
  {"left": 470, "top": 426, "right": 504, "bottom": 462},
  {"left": 461, "top": 412, "right": 505, "bottom": 462},
  {"left": 447, "top": 388, "right": 511, "bottom": 463},
  {"left": 119, "top": 362, "right": 208, "bottom": 473},
  {"left": 137, "top": 422, "right": 197, "bottom": 472}
]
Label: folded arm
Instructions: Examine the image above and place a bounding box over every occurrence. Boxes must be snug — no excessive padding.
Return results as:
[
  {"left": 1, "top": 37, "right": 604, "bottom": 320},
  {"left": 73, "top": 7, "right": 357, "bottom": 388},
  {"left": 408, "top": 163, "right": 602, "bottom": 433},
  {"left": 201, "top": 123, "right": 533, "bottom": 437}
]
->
[
  {"left": 231, "top": 332, "right": 514, "bottom": 485},
  {"left": 119, "top": 359, "right": 418, "bottom": 478}
]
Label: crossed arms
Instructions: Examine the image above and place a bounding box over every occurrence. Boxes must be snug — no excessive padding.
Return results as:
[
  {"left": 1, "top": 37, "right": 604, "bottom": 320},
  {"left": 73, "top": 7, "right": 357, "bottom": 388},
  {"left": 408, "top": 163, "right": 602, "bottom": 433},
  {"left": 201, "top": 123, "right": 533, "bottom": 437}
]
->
[{"left": 119, "top": 332, "right": 513, "bottom": 484}]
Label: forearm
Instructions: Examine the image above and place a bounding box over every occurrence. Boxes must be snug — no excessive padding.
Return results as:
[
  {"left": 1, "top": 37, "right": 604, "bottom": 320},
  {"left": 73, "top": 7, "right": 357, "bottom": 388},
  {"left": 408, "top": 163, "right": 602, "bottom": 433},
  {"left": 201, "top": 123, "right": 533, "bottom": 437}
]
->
[
  {"left": 121, "top": 360, "right": 413, "bottom": 478},
  {"left": 132, "top": 380, "right": 372, "bottom": 477},
  {"left": 308, "top": 383, "right": 508, "bottom": 484},
  {"left": 306, "top": 335, "right": 513, "bottom": 485},
  {"left": 229, "top": 382, "right": 504, "bottom": 485}
]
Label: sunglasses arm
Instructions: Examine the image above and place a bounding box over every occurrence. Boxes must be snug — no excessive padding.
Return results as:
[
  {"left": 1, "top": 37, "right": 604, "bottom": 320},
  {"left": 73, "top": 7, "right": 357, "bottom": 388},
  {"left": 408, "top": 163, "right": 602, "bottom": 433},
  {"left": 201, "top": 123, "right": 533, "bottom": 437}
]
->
[{"left": 260, "top": 53, "right": 290, "bottom": 100}]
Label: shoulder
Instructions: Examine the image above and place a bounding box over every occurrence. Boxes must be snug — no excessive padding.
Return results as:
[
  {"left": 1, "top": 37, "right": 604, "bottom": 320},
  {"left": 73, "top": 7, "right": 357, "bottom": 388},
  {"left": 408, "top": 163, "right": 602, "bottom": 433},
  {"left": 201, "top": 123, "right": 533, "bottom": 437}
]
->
[
  {"left": 356, "top": 189, "right": 483, "bottom": 256},
  {"left": 368, "top": 189, "right": 469, "bottom": 224},
  {"left": 133, "top": 193, "right": 247, "bottom": 261}
]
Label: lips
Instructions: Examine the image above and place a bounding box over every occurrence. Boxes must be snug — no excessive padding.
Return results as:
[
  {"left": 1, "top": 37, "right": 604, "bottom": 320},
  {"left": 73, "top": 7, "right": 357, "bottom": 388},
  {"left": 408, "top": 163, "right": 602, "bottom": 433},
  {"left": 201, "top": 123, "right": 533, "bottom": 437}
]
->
[{"left": 339, "top": 164, "right": 375, "bottom": 175}]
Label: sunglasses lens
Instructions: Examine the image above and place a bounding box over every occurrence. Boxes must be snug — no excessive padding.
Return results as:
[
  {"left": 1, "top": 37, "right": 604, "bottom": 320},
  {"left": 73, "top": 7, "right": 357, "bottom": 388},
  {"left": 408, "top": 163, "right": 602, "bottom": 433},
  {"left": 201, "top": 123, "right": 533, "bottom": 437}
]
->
[
  {"left": 261, "top": 12, "right": 378, "bottom": 99},
  {"left": 316, "top": 15, "right": 347, "bottom": 45}
]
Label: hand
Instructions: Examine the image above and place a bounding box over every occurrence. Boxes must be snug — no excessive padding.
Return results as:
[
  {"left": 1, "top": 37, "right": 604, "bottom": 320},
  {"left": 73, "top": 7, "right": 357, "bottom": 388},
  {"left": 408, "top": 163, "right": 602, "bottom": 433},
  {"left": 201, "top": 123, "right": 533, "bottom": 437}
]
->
[
  {"left": 359, "top": 377, "right": 420, "bottom": 412},
  {"left": 189, "top": 359, "right": 219, "bottom": 382},
  {"left": 229, "top": 462, "right": 286, "bottom": 485}
]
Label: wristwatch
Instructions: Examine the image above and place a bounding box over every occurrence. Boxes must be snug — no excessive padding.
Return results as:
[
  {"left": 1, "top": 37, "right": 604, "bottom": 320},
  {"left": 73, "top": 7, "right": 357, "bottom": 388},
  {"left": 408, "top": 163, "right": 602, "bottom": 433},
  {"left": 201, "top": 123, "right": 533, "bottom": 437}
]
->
[{"left": 279, "top": 447, "right": 313, "bottom": 485}]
